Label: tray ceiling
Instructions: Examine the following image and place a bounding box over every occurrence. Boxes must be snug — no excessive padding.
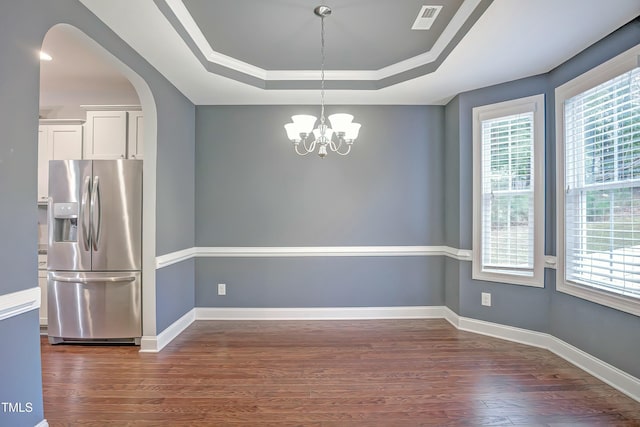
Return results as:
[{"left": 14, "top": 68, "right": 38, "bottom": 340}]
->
[
  {"left": 66, "top": 0, "right": 640, "bottom": 104},
  {"left": 156, "top": 0, "right": 485, "bottom": 89},
  {"left": 182, "top": 0, "right": 465, "bottom": 71}
]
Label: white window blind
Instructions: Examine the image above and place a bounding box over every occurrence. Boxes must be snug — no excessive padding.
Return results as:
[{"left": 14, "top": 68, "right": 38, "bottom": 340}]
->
[
  {"left": 473, "top": 94, "right": 544, "bottom": 287},
  {"left": 563, "top": 67, "right": 640, "bottom": 299},
  {"left": 481, "top": 113, "right": 535, "bottom": 273}
]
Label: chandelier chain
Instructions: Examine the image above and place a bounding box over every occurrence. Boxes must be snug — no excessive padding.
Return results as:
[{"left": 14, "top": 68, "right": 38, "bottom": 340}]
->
[
  {"left": 320, "top": 13, "right": 326, "bottom": 126},
  {"left": 283, "top": 5, "right": 361, "bottom": 158}
]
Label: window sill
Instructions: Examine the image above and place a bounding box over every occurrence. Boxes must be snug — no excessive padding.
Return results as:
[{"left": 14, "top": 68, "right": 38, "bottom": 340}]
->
[
  {"left": 472, "top": 268, "right": 544, "bottom": 288},
  {"left": 557, "top": 280, "right": 640, "bottom": 317}
]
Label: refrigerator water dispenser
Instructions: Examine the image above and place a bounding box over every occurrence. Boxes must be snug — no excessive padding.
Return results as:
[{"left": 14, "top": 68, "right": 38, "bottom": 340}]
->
[{"left": 53, "top": 202, "right": 78, "bottom": 242}]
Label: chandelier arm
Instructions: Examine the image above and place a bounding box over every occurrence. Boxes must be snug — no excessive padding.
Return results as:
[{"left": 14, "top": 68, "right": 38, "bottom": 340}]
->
[
  {"left": 294, "top": 143, "right": 313, "bottom": 156},
  {"left": 302, "top": 136, "right": 316, "bottom": 153},
  {"left": 333, "top": 144, "right": 352, "bottom": 156}
]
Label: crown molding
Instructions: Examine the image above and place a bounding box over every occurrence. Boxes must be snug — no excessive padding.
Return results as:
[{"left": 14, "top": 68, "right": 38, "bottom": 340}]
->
[{"left": 159, "top": 0, "right": 489, "bottom": 87}]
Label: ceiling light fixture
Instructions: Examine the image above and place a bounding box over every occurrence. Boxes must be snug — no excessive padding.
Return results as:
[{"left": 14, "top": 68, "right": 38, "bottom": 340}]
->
[
  {"left": 284, "top": 5, "right": 361, "bottom": 158},
  {"left": 39, "top": 51, "right": 53, "bottom": 61}
]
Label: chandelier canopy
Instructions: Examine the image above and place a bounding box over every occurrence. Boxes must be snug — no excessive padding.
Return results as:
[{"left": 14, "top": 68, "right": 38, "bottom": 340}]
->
[{"left": 284, "top": 5, "right": 361, "bottom": 158}]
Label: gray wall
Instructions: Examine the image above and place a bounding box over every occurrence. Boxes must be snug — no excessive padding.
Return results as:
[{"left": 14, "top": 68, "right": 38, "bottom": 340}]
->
[
  {"left": 0, "top": 0, "right": 195, "bottom": 424},
  {"left": 195, "top": 105, "right": 444, "bottom": 246},
  {"left": 445, "top": 18, "right": 640, "bottom": 377},
  {"left": 156, "top": 259, "right": 195, "bottom": 332},
  {"left": 0, "top": 312, "right": 44, "bottom": 427},
  {"left": 453, "top": 74, "right": 552, "bottom": 334},
  {"left": 444, "top": 95, "right": 461, "bottom": 249},
  {"left": 444, "top": 258, "right": 460, "bottom": 314},
  {"left": 196, "top": 257, "right": 443, "bottom": 307},
  {"left": 154, "top": 85, "right": 195, "bottom": 256},
  {"left": 195, "top": 105, "right": 445, "bottom": 307},
  {"left": 154, "top": 84, "right": 195, "bottom": 333},
  {"left": 444, "top": 96, "right": 461, "bottom": 313}
]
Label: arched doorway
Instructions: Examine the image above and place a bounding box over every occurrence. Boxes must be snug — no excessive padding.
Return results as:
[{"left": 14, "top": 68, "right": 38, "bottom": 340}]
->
[{"left": 39, "top": 24, "right": 158, "bottom": 342}]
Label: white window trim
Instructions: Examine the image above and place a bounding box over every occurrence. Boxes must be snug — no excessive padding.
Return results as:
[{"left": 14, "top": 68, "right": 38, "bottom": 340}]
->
[
  {"left": 555, "top": 44, "right": 640, "bottom": 317},
  {"left": 472, "top": 94, "right": 546, "bottom": 287}
]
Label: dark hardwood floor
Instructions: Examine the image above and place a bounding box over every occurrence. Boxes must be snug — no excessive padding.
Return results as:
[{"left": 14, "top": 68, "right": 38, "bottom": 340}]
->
[{"left": 41, "top": 319, "right": 640, "bottom": 426}]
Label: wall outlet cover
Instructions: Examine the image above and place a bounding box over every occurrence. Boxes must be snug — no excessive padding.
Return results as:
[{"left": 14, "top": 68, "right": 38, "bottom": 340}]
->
[{"left": 481, "top": 292, "right": 491, "bottom": 307}]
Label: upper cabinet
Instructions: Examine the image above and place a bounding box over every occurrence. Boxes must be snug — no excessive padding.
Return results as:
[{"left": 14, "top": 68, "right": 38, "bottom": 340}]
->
[
  {"left": 82, "top": 105, "right": 143, "bottom": 160},
  {"left": 37, "top": 106, "right": 144, "bottom": 203},
  {"left": 84, "top": 110, "right": 127, "bottom": 159},
  {"left": 37, "top": 120, "right": 84, "bottom": 203},
  {"left": 127, "top": 110, "right": 144, "bottom": 160}
]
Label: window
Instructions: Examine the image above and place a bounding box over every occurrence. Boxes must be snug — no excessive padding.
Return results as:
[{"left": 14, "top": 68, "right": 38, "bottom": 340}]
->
[
  {"left": 472, "top": 94, "right": 545, "bottom": 287},
  {"left": 556, "top": 45, "right": 640, "bottom": 316}
]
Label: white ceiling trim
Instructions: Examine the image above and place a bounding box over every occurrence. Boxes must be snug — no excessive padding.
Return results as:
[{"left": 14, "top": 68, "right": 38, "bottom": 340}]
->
[
  {"left": 165, "top": 0, "right": 268, "bottom": 79},
  {"left": 78, "top": 0, "right": 640, "bottom": 105},
  {"left": 166, "top": 0, "right": 482, "bottom": 82},
  {"left": 265, "top": 69, "right": 379, "bottom": 81},
  {"left": 373, "top": 0, "right": 482, "bottom": 79}
]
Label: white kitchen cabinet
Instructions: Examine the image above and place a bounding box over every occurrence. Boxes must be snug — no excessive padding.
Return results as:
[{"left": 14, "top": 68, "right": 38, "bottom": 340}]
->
[
  {"left": 38, "top": 255, "right": 47, "bottom": 326},
  {"left": 37, "top": 127, "right": 48, "bottom": 203},
  {"left": 127, "top": 110, "right": 144, "bottom": 159},
  {"left": 82, "top": 106, "right": 143, "bottom": 160},
  {"left": 38, "top": 273, "right": 47, "bottom": 326},
  {"left": 37, "top": 121, "right": 84, "bottom": 203},
  {"left": 84, "top": 110, "right": 127, "bottom": 159}
]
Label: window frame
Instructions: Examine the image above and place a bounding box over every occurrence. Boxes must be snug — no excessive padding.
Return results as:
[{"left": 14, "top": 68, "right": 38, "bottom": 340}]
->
[
  {"left": 472, "top": 94, "right": 546, "bottom": 287},
  {"left": 555, "top": 44, "right": 640, "bottom": 317}
]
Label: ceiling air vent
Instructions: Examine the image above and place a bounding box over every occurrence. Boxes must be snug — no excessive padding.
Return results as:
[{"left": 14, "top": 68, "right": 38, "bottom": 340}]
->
[{"left": 411, "top": 5, "right": 443, "bottom": 30}]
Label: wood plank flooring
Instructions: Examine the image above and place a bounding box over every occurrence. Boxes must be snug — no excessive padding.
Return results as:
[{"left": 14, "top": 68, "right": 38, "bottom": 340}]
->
[{"left": 41, "top": 319, "right": 640, "bottom": 426}]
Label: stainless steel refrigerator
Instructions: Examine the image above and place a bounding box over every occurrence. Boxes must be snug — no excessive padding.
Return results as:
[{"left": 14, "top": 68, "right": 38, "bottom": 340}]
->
[{"left": 47, "top": 159, "right": 142, "bottom": 344}]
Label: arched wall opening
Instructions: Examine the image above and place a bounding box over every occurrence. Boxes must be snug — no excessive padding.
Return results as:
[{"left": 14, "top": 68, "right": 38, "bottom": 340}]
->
[{"left": 39, "top": 24, "right": 158, "bottom": 339}]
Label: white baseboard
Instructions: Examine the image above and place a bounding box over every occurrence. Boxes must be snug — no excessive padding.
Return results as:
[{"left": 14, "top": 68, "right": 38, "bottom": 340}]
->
[
  {"left": 139, "top": 336, "right": 158, "bottom": 352},
  {"left": 443, "top": 307, "right": 640, "bottom": 402},
  {"left": 547, "top": 335, "right": 640, "bottom": 403},
  {"left": 139, "top": 308, "right": 195, "bottom": 353},
  {"left": 456, "top": 313, "right": 551, "bottom": 349},
  {"left": 195, "top": 306, "right": 447, "bottom": 320}
]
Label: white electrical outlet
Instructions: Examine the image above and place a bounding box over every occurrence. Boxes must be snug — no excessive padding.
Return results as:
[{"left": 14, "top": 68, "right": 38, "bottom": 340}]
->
[
  {"left": 481, "top": 292, "right": 491, "bottom": 307},
  {"left": 218, "top": 283, "right": 226, "bottom": 296}
]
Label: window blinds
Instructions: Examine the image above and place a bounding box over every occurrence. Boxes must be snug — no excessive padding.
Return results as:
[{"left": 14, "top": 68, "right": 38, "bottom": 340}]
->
[
  {"left": 481, "top": 112, "right": 535, "bottom": 273},
  {"left": 563, "top": 67, "right": 640, "bottom": 298}
]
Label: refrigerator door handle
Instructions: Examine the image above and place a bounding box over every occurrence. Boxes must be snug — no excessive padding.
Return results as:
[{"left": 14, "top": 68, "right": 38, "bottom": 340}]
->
[
  {"left": 90, "top": 176, "right": 102, "bottom": 250},
  {"left": 81, "top": 175, "right": 91, "bottom": 250},
  {"left": 49, "top": 274, "right": 137, "bottom": 283}
]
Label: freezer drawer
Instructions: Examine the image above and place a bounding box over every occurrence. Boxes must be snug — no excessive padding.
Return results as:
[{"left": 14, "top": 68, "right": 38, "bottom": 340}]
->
[{"left": 47, "top": 271, "right": 141, "bottom": 342}]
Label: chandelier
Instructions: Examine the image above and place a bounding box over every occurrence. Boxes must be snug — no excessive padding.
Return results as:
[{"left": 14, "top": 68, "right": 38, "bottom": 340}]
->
[{"left": 284, "top": 5, "right": 361, "bottom": 158}]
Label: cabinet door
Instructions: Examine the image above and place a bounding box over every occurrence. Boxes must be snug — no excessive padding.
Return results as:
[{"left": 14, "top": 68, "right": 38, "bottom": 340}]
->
[
  {"left": 127, "top": 111, "right": 144, "bottom": 159},
  {"left": 84, "top": 111, "right": 127, "bottom": 159},
  {"left": 49, "top": 125, "right": 83, "bottom": 160},
  {"left": 37, "top": 124, "right": 83, "bottom": 203},
  {"left": 38, "top": 273, "right": 48, "bottom": 326},
  {"left": 37, "top": 127, "right": 49, "bottom": 203}
]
